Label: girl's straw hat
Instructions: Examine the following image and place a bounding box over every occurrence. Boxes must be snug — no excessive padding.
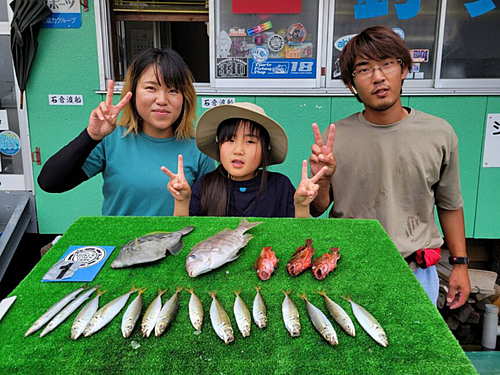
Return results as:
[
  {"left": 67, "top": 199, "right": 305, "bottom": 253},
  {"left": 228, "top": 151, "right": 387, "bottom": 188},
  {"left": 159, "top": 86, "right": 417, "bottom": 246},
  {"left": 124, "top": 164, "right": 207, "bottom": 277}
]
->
[{"left": 196, "top": 102, "right": 288, "bottom": 165}]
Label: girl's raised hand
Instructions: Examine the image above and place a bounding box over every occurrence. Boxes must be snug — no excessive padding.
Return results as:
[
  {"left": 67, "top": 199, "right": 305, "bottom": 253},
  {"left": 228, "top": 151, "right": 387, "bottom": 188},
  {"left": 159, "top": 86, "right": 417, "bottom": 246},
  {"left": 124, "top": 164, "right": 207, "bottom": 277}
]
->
[
  {"left": 87, "top": 80, "right": 133, "bottom": 141},
  {"left": 161, "top": 154, "right": 192, "bottom": 202},
  {"left": 294, "top": 160, "right": 328, "bottom": 207}
]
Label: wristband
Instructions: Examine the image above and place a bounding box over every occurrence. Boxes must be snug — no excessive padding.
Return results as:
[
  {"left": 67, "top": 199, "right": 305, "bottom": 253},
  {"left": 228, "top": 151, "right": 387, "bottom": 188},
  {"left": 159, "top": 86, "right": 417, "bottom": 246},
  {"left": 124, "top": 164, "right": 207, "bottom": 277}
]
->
[{"left": 448, "top": 256, "right": 469, "bottom": 265}]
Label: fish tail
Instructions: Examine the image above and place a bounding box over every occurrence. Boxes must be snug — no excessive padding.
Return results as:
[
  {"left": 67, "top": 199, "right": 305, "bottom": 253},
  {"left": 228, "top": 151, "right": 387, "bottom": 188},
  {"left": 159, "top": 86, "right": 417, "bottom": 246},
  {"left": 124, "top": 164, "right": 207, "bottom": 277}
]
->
[
  {"left": 208, "top": 290, "right": 218, "bottom": 298},
  {"left": 186, "top": 287, "right": 194, "bottom": 294},
  {"left": 340, "top": 295, "right": 351, "bottom": 302},
  {"left": 158, "top": 288, "right": 169, "bottom": 296},
  {"left": 255, "top": 286, "right": 262, "bottom": 293},
  {"left": 181, "top": 226, "right": 195, "bottom": 235},
  {"left": 297, "top": 291, "right": 307, "bottom": 301},
  {"left": 175, "top": 286, "right": 184, "bottom": 294},
  {"left": 281, "top": 289, "right": 292, "bottom": 296},
  {"left": 130, "top": 284, "right": 140, "bottom": 293},
  {"left": 96, "top": 289, "right": 107, "bottom": 296},
  {"left": 316, "top": 289, "right": 326, "bottom": 297},
  {"left": 239, "top": 218, "right": 262, "bottom": 231},
  {"left": 234, "top": 289, "right": 242, "bottom": 296},
  {"left": 138, "top": 288, "right": 148, "bottom": 295}
]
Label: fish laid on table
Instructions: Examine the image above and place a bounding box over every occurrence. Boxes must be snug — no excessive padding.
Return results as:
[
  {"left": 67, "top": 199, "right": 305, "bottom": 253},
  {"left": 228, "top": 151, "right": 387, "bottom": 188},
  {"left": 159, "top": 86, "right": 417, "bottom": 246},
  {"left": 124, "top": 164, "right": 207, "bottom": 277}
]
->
[
  {"left": 311, "top": 248, "right": 341, "bottom": 280},
  {"left": 253, "top": 287, "right": 267, "bottom": 329},
  {"left": 83, "top": 286, "right": 138, "bottom": 337},
  {"left": 254, "top": 246, "right": 279, "bottom": 281},
  {"left": 286, "top": 239, "right": 315, "bottom": 277},
  {"left": 209, "top": 291, "right": 234, "bottom": 344},
  {"left": 233, "top": 290, "right": 251, "bottom": 337},
  {"left": 316, "top": 290, "right": 355, "bottom": 337},
  {"left": 141, "top": 288, "right": 168, "bottom": 337},
  {"left": 281, "top": 290, "right": 300, "bottom": 337},
  {"left": 121, "top": 288, "right": 147, "bottom": 338},
  {"left": 187, "top": 288, "right": 203, "bottom": 331},
  {"left": 155, "top": 287, "right": 183, "bottom": 337},
  {"left": 40, "top": 287, "right": 97, "bottom": 337},
  {"left": 298, "top": 291, "right": 338, "bottom": 346},
  {"left": 111, "top": 226, "right": 195, "bottom": 268},
  {"left": 186, "top": 218, "right": 262, "bottom": 277},
  {"left": 342, "top": 296, "right": 388, "bottom": 347},
  {"left": 25, "top": 286, "right": 86, "bottom": 337},
  {"left": 71, "top": 289, "right": 106, "bottom": 340}
]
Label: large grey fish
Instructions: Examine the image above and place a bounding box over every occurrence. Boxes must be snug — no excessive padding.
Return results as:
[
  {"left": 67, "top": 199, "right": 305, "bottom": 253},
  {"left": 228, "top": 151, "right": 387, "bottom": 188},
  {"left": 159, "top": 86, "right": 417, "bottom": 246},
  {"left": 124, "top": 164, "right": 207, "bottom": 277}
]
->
[
  {"left": 209, "top": 291, "right": 234, "bottom": 344},
  {"left": 342, "top": 296, "right": 388, "bottom": 347},
  {"left": 281, "top": 290, "right": 300, "bottom": 337},
  {"left": 25, "top": 286, "right": 86, "bottom": 337},
  {"left": 141, "top": 288, "right": 168, "bottom": 337},
  {"left": 317, "top": 290, "right": 355, "bottom": 337},
  {"left": 253, "top": 286, "right": 267, "bottom": 329},
  {"left": 155, "top": 287, "right": 183, "bottom": 337},
  {"left": 71, "top": 289, "right": 106, "bottom": 340},
  {"left": 187, "top": 288, "right": 203, "bottom": 331},
  {"left": 233, "top": 290, "right": 251, "bottom": 337},
  {"left": 111, "top": 226, "right": 195, "bottom": 268},
  {"left": 83, "top": 286, "right": 137, "bottom": 337},
  {"left": 40, "top": 287, "right": 97, "bottom": 337},
  {"left": 121, "top": 288, "right": 147, "bottom": 338},
  {"left": 186, "top": 218, "right": 261, "bottom": 277},
  {"left": 298, "top": 291, "right": 338, "bottom": 346}
]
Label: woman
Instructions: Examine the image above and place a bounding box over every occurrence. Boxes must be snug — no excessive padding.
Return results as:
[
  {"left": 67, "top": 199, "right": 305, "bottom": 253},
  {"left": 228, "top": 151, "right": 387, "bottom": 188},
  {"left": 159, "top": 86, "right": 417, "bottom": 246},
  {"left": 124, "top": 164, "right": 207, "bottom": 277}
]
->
[{"left": 38, "top": 48, "right": 215, "bottom": 216}]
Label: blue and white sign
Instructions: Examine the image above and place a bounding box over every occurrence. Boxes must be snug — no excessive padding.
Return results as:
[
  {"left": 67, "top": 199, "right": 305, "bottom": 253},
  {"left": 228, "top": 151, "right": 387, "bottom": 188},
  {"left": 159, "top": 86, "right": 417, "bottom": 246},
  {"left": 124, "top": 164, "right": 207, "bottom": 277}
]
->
[
  {"left": 249, "top": 59, "right": 316, "bottom": 79},
  {"left": 0, "top": 131, "right": 21, "bottom": 156},
  {"left": 43, "top": 0, "right": 81, "bottom": 29},
  {"left": 42, "top": 245, "right": 115, "bottom": 283}
]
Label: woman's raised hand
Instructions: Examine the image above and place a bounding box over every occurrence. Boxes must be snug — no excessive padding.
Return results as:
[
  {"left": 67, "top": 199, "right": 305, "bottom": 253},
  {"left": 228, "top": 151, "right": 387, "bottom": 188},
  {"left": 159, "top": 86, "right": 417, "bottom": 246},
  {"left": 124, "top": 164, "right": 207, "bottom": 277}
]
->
[
  {"left": 294, "top": 160, "right": 328, "bottom": 207},
  {"left": 161, "top": 154, "right": 192, "bottom": 202},
  {"left": 87, "top": 80, "right": 133, "bottom": 141}
]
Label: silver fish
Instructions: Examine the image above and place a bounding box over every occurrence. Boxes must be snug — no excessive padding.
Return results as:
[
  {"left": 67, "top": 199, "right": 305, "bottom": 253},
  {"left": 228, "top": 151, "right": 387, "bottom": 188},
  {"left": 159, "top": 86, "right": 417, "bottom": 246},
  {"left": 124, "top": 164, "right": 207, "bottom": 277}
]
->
[
  {"left": 155, "top": 287, "right": 183, "bottom": 337},
  {"left": 317, "top": 290, "right": 355, "bottom": 337},
  {"left": 71, "top": 289, "right": 106, "bottom": 340},
  {"left": 25, "top": 287, "right": 86, "bottom": 337},
  {"left": 281, "top": 290, "right": 300, "bottom": 337},
  {"left": 111, "top": 226, "right": 194, "bottom": 268},
  {"left": 141, "top": 288, "right": 168, "bottom": 337},
  {"left": 186, "top": 218, "right": 261, "bottom": 277},
  {"left": 187, "top": 288, "right": 203, "bottom": 331},
  {"left": 253, "top": 286, "right": 267, "bottom": 329},
  {"left": 40, "top": 287, "right": 97, "bottom": 337},
  {"left": 298, "top": 291, "right": 338, "bottom": 346},
  {"left": 342, "top": 296, "right": 388, "bottom": 347},
  {"left": 83, "top": 286, "right": 137, "bottom": 337},
  {"left": 209, "top": 291, "right": 234, "bottom": 344},
  {"left": 121, "top": 288, "right": 147, "bottom": 338},
  {"left": 233, "top": 290, "right": 251, "bottom": 337}
]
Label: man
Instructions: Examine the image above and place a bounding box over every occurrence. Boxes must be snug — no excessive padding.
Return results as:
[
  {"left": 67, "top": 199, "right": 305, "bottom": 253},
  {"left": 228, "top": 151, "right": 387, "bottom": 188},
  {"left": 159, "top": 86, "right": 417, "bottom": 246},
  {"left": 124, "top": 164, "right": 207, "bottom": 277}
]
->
[{"left": 310, "top": 26, "right": 470, "bottom": 309}]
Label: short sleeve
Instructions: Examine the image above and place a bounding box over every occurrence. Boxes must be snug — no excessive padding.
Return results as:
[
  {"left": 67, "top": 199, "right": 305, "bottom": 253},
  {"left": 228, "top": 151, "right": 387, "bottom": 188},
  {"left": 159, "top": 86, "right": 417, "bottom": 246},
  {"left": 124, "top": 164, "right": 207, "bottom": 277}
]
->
[{"left": 435, "top": 132, "right": 463, "bottom": 210}]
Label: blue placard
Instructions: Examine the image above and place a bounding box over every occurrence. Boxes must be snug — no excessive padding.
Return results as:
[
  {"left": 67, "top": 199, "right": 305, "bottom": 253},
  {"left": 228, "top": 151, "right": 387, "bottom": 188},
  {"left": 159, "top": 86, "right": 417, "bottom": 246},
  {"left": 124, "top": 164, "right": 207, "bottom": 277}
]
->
[
  {"left": 42, "top": 245, "right": 115, "bottom": 282},
  {"left": 248, "top": 58, "right": 316, "bottom": 79},
  {"left": 43, "top": 13, "right": 82, "bottom": 29}
]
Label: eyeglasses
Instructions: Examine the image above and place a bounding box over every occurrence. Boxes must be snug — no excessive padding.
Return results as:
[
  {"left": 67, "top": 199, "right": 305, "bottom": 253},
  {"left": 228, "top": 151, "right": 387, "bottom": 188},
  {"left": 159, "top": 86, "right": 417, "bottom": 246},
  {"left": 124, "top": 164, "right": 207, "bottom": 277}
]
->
[{"left": 352, "top": 59, "right": 403, "bottom": 80}]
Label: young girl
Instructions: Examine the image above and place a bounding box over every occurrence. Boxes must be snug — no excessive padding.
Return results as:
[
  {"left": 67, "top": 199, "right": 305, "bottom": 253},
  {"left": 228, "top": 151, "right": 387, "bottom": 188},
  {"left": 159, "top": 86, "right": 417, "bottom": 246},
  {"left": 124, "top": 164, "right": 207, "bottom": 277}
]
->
[
  {"left": 38, "top": 48, "right": 215, "bottom": 216},
  {"left": 161, "top": 102, "right": 326, "bottom": 218}
]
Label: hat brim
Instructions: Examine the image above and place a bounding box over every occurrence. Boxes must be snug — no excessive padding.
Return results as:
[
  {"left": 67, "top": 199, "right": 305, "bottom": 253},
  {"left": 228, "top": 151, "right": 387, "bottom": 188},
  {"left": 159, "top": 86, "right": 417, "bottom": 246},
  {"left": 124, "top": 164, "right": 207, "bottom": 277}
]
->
[{"left": 196, "top": 104, "right": 288, "bottom": 165}]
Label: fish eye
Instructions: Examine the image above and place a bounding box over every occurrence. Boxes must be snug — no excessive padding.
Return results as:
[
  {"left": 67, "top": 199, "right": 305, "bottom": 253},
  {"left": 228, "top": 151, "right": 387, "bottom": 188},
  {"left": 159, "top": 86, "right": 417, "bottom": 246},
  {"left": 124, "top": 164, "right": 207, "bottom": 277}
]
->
[{"left": 188, "top": 254, "right": 196, "bottom": 259}]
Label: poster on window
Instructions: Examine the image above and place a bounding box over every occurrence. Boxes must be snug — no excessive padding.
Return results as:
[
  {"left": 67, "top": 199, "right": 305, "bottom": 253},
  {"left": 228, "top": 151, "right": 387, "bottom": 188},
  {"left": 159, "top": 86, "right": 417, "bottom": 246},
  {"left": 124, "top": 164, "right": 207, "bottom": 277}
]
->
[
  {"left": 248, "top": 58, "right": 315, "bottom": 78},
  {"left": 232, "top": 0, "right": 301, "bottom": 14}
]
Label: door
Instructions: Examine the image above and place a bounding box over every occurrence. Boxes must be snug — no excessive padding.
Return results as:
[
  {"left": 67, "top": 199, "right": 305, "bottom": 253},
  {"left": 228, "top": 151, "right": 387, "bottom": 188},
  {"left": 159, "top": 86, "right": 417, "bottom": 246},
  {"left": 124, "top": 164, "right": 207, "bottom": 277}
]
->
[{"left": 0, "top": 0, "right": 33, "bottom": 191}]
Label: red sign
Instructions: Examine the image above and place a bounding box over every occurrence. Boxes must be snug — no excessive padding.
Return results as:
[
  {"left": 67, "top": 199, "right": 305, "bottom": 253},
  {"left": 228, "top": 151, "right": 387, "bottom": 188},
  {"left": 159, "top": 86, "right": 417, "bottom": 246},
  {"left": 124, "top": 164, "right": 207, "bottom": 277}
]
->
[{"left": 232, "top": 0, "right": 301, "bottom": 14}]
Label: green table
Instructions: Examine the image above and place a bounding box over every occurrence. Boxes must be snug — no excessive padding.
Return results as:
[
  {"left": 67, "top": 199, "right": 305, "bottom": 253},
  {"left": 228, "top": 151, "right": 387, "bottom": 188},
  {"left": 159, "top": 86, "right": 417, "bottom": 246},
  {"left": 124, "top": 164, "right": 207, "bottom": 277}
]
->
[{"left": 0, "top": 216, "right": 477, "bottom": 374}]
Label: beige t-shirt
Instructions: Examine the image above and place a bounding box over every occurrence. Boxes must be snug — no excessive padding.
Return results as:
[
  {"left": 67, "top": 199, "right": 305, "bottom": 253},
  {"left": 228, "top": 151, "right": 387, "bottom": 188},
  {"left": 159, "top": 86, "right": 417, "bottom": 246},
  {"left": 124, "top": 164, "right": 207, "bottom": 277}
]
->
[{"left": 325, "top": 108, "right": 463, "bottom": 259}]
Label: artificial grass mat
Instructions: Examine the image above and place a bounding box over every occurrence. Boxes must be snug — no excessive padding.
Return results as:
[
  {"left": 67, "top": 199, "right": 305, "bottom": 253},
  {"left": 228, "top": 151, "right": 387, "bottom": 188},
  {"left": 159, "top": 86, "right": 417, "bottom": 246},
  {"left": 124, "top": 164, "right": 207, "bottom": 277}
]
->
[{"left": 0, "top": 216, "right": 476, "bottom": 374}]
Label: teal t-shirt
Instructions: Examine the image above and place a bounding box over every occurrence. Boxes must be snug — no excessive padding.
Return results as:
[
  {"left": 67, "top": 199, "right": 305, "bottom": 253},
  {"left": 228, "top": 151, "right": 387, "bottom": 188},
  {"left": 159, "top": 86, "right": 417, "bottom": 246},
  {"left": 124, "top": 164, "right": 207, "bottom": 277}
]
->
[{"left": 82, "top": 127, "right": 215, "bottom": 216}]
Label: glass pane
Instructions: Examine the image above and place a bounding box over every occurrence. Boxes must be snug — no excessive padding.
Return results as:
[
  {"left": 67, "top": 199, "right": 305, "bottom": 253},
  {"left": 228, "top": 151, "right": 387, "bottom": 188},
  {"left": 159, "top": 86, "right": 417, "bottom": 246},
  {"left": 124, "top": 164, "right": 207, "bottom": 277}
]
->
[
  {"left": 216, "top": 0, "right": 319, "bottom": 79},
  {"left": 0, "top": 0, "right": 8, "bottom": 22},
  {"left": 119, "top": 21, "right": 155, "bottom": 78},
  {"left": 0, "top": 36, "right": 24, "bottom": 175},
  {"left": 331, "top": 0, "right": 439, "bottom": 81},
  {"left": 441, "top": 1, "right": 500, "bottom": 79}
]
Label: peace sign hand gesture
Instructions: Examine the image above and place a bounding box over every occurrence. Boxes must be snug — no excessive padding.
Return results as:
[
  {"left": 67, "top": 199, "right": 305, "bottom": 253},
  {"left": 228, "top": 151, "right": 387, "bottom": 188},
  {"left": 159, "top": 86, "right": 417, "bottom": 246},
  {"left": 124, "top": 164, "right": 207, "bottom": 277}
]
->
[
  {"left": 294, "top": 160, "right": 328, "bottom": 207},
  {"left": 87, "top": 80, "right": 133, "bottom": 141},
  {"left": 161, "top": 154, "right": 192, "bottom": 202},
  {"left": 309, "top": 123, "right": 336, "bottom": 180}
]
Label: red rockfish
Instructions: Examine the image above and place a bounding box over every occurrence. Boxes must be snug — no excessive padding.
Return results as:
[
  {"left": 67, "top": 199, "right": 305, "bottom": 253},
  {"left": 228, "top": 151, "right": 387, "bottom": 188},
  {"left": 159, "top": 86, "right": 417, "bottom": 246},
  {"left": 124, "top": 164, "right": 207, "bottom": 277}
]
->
[
  {"left": 311, "top": 247, "right": 341, "bottom": 280},
  {"left": 286, "top": 239, "right": 315, "bottom": 277},
  {"left": 254, "top": 247, "right": 279, "bottom": 281}
]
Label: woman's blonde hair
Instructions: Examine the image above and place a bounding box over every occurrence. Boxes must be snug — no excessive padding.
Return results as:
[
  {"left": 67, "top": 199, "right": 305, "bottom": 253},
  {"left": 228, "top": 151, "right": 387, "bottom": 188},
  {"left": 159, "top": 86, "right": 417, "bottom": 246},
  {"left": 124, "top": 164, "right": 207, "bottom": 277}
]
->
[{"left": 118, "top": 48, "right": 196, "bottom": 139}]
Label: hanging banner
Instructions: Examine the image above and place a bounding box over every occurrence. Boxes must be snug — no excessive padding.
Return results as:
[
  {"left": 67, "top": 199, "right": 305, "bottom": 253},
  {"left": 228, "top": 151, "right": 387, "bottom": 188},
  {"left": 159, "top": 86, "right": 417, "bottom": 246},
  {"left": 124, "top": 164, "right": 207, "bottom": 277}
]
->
[{"left": 232, "top": 0, "right": 301, "bottom": 14}]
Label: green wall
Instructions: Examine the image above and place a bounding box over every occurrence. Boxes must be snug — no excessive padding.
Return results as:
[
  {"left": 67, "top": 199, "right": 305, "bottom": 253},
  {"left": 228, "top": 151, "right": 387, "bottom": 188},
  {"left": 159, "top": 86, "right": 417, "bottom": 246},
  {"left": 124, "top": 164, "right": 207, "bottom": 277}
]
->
[{"left": 27, "top": 5, "right": 499, "bottom": 238}]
